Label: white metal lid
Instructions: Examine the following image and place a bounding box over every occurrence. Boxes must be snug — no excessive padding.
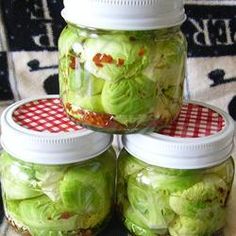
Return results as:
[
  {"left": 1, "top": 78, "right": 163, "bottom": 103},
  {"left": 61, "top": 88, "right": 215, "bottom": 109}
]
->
[
  {"left": 123, "top": 101, "right": 235, "bottom": 169},
  {"left": 62, "top": 0, "right": 186, "bottom": 30},
  {"left": 0, "top": 96, "right": 112, "bottom": 165}
]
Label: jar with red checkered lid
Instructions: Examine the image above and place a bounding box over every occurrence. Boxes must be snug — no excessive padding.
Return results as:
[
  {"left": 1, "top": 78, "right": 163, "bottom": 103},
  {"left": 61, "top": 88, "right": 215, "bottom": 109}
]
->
[
  {"left": 59, "top": 0, "right": 187, "bottom": 133},
  {"left": 117, "top": 101, "right": 235, "bottom": 236},
  {"left": 0, "top": 96, "right": 116, "bottom": 236}
]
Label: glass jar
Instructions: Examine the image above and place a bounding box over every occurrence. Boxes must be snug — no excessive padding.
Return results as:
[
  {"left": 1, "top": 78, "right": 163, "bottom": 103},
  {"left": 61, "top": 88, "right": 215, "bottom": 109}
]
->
[
  {"left": 58, "top": 0, "right": 187, "bottom": 133},
  {"left": 117, "top": 102, "right": 235, "bottom": 236},
  {"left": 0, "top": 96, "right": 116, "bottom": 236}
]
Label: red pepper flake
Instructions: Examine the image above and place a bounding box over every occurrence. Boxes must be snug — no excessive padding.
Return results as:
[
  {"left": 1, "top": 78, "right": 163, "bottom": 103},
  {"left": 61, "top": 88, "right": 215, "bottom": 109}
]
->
[
  {"left": 100, "top": 54, "right": 113, "bottom": 64},
  {"left": 117, "top": 58, "right": 125, "bottom": 67},
  {"left": 69, "top": 56, "right": 76, "bottom": 69},
  {"left": 65, "top": 103, "right": 72, "bottom": 111},
  {"left": 65, "top": 103, "right": 166, "bottom": 132},
  {"left": 81, "top": 111, "right": 113, "bottom": 128},
  {"left": 138, "top": 48, "right": 145, "bottom": 57},
  {"left": 93, "top": 53, "right": 103, "bottom": 67},
  {"left": 93, "top": 53, "right": 114, "bottom": 68},
  {"left": 66, "top": 107, "right": 125, "bottom": 130},
  {"left": 60, "top": 212, "right": 72, "bottom": 219}
]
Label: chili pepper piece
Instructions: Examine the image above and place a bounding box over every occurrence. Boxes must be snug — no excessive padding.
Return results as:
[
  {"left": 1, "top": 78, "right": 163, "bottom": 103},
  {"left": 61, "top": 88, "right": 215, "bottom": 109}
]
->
[
  {"left": 60, "top": 212, "right": 72, "bottom": 219},
  {"left": 69, "top": 56, "right": 76, "bottom": 69},
  {"left": 138, "top": 48, "right": 145, "bottom": 57},
  {"left": 117, "top": 58, "right": 125, "bottom": 67}
]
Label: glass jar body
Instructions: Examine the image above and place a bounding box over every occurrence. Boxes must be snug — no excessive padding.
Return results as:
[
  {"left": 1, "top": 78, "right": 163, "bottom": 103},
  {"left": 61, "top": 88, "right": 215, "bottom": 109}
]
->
[
  {"left": 0, "top": 148, "right": 116, "bottom": 236},
  {"left": 58, "top": 24, "right": 187, "bottom": 133},
  {"left": 117, "top": 150, "right": 235, "bottom": 236}
]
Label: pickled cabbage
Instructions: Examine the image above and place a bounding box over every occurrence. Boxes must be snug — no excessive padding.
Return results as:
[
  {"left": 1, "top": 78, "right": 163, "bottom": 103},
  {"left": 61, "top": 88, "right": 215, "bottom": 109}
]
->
[
  {"left": 58, "top": 26, "right": 186, "bottom": 132},
  {"left": 117, "top": 151, "right": 232, "bottom": 236},
  {"left": 1, "top": 150, "right": 115, "bottom": 235}
]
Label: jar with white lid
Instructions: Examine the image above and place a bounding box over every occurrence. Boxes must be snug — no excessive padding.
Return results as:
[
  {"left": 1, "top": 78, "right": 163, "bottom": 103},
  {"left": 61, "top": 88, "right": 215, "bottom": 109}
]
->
[
  {"left": 59, "top": 0, "right": 187, "bottom": 133},
  {"left": 117, "top": 102, "right": 235, "bottom": 236},
  {"left": 0, "top": 96, "right": 116, "bottom": 236}
]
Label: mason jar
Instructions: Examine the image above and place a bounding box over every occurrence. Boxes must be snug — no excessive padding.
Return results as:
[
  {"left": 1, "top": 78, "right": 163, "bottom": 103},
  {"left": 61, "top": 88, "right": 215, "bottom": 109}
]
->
[
  {"left": 58, "top": 0, "right": 187, "bottom": 133},
  {"left": 0, "top": 96, "right": 116, "bottom": 236},
  {"left": 117, "top": 102, "right": 235, "bottom": 236}
]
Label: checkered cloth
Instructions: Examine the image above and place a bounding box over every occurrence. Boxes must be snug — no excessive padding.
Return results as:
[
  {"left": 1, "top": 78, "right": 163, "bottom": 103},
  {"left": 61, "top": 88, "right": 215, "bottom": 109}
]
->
[
  {"left": 13, "top": 98, "right": 83, "bottom": 133},
  {"left": 160, "top": 103, "right": 225, "bottom": 138}
]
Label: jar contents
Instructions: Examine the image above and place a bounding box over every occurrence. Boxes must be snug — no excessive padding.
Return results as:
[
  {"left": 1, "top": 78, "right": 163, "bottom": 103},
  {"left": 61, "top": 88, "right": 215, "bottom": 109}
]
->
[
  {"left": 59, "top": 25, "right": 186, "bottom": 133},
  {"left": 117, "top": 150, "right": 234, "bottom": 236},
  {"left": 1, "top": 150, "right": 116, "bottom": 236}
]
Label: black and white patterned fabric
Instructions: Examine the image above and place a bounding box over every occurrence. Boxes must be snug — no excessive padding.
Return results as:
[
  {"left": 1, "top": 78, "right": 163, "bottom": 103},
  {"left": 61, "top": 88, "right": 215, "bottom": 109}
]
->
[
  {"left": 0, "top": 0, "right": 235, "bottom": 235},
  {"left": 183, "top": 0, "right": 236, "bottom": 122}
]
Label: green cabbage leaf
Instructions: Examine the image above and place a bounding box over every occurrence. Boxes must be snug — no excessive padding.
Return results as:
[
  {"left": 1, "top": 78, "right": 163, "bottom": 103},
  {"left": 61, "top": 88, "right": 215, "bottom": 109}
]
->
[
  {"left": 102, "top": 75, "right": 156, "bottom": 125},
  {"left": 84, "top": 34, "right": 148, "bottom": 82},
  {"left": 169, "top": 175, "right": 228, "bottom": 219}
]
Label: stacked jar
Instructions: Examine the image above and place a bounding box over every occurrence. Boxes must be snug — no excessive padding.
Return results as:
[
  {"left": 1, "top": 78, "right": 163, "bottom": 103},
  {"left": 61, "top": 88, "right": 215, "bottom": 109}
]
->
[
  {"left": 59, "top": 0, "right": 187, "bottom": 133},
  {"left": 0, "top": 97, "right": 116, "bottom": 235},
  {"left": 117, "top": 102, "right": 235, "bottom": 236},
  {"left": 0, "top": 0, "right": 235, "bottom": 236}
]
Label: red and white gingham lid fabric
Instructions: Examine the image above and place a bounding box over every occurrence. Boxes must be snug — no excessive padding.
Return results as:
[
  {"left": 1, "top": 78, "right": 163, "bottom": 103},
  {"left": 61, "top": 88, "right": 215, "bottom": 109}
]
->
[
  {"left": 159, "top": 103, "right": 225, "bottom": 138},
  {"left": 123, "top": 101, "right": 235, "bottom": 169},
  {"left": 12, "top": 98, "right": 83, "bottom": 133},
  {"left": 1, "top": 96, "right": 112, "bottom": 164}
]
